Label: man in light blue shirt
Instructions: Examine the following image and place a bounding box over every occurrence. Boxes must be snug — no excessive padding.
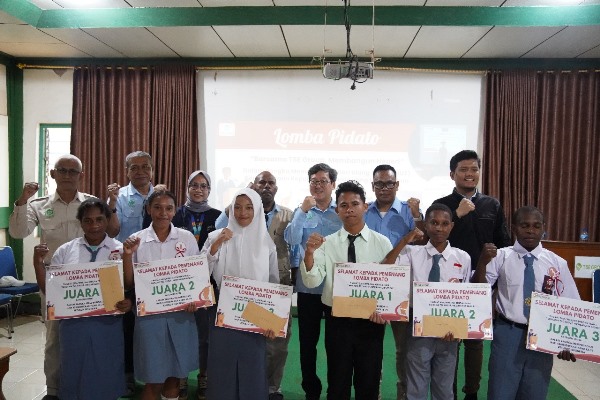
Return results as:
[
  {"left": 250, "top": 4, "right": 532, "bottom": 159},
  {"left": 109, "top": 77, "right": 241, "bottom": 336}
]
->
[
  {"left": 364, "top": 164, "right": 423, "bottom": 400},
  {"left": 284, "top": 163, "right": 342, "bottom": 400},
  {"left": 107, "top": 151, "right": 155, "bottom": 242}
]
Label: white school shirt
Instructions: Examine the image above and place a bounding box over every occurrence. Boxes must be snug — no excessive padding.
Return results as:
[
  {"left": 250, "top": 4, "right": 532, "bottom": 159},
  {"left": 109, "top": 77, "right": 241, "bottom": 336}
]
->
[
  {"left": 132, "top": 224, "right": 200, "bottom": 263},
  {"left": 395, "top": 241, "right": 471, "bottom": 301},
  {"left": 52, "top": 235, "right": 123, "bottom": 265},
  {"left": 485, "top": 240, "right": 580, "bottom": 325}
]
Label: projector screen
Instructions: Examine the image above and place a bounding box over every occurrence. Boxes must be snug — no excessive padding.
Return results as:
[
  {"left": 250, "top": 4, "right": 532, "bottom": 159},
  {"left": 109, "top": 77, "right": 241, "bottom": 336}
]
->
[{"left": 198, "top": 69, "right": 484, "bottom": 212}]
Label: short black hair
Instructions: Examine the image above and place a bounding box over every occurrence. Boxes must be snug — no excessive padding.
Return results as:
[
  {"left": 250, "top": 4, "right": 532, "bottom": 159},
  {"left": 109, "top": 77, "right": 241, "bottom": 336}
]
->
[
  {"left": 425, "top": 203, "right": 453, "bottom": 221},
  {"left": 147, "top": 189, "right": 177, "bottom": 207},
  {"left": 76, "top": 198, "right": 111, "bottom": 221},
  {"left": 372, "top": 164, "right": 396, "bottom": 178},
  {"left": 335, "top": 180, "right": 366, "bottom": 203},
  {"left": 513, "top": 206, "right": 544, "bottom": 225},
  {"left": 449, "top": 150, "right": 481, "bottom": 172},
  {"left": 308, "top": 163, "right": 337, "bottom": 183}
]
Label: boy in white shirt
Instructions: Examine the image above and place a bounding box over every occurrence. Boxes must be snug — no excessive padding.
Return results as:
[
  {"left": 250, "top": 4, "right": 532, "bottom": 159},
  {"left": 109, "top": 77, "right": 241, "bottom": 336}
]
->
[{"left": 384, "top": 203, "right": 471, "bottom": 400}]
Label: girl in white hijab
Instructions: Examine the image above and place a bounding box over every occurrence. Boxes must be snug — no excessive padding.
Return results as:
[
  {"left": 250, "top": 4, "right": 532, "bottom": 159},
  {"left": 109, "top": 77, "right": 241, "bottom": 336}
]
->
[{"left": 202, "top": 187, "right": 279, "bottom": 400}]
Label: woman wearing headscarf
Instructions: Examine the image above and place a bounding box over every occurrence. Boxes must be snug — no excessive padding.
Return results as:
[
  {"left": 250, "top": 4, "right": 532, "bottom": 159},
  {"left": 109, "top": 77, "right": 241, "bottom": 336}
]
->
[
  {"left": 172, "top": 170, "right": 221, "bottom": 399},
  {"left": 202, "top": 187, "right": 279, "bottom": 400}
]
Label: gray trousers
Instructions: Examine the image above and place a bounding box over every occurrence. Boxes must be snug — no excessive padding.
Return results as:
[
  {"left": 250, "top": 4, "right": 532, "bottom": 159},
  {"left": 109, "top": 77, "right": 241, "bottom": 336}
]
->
[
  {"left": 44, "top": 315, "right": 61, "bottom": 395},
  {"left": 266, "top": 315, "right": 293, "bottom": 393},
  {"left": 406, "top": 335, "right": 458, "bottom": 400}
]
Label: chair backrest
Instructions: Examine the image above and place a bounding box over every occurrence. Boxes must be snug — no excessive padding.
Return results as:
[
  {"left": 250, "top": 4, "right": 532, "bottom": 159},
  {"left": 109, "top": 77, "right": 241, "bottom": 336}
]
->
[
  {"left": 0, "top": 247, "right": 17, "bottom": 279},
  {"left": 594, "top": 269, "right": 600, "bottom": 304}
]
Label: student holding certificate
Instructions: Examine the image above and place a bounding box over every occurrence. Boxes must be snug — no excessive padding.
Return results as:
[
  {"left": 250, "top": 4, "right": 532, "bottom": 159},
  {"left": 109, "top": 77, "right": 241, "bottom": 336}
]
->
[
  {"left": 202, "top": 187, "right": 279, "bottom": 400},
  {"left": 123, "top": 190, "right": 200, "bottom": 400},
  {"left": 33, "top": 198, "right": 131, "bottom": 400}
]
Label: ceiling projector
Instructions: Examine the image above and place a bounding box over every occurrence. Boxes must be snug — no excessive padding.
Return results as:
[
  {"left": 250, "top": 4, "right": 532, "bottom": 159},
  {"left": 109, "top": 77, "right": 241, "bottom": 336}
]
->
[{"left": 323, "top": 61, "right": 374, "bottom": 80}]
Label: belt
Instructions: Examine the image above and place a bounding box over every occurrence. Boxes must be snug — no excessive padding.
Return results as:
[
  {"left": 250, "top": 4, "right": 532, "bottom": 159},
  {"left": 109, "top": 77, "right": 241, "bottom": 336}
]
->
[{"left": 498, "top": 314, "right": 528, "bottom": 329}]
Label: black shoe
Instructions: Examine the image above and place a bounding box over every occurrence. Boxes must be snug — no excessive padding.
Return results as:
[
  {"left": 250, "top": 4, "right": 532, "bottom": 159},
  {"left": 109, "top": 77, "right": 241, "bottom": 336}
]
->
[
  {"left": 42, "top": 396, "right": 59, "bottom": 400},
  {"left": 464, "top": 393, "right": 477, "bottom": 400},
  {"left": 269, "top": 393, "right": 284, "bottom": 400},
  {"left": 306, "top": 395, "right": 320, "bottom": 400}
]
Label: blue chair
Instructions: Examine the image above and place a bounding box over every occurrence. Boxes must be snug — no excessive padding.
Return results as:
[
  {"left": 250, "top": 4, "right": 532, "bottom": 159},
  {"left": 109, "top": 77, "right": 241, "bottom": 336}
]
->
[
  {"left": 0, "top": 294, "right": 13, "bottom": 339},
  {"left": 593, "top": 269, "right": 600, "bottom": 304},
  {"left": 0, "top": 246, "right": 40, "bottom": 317}
]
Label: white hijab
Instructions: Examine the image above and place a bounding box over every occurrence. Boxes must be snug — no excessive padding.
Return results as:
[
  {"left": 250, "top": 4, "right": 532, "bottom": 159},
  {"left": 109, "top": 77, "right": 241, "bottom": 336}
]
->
[{"left": 212, "top": 188, "right": 275, "bottom": 286}]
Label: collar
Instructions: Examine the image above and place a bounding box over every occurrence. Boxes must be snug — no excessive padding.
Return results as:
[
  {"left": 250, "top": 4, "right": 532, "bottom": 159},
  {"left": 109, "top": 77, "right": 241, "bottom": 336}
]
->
[
  {"left": 76, "top": 235, "right": 110, "bottom": 249},
  {"left": 513, "top": 240, "right": 543, "bottom": 260},
  {"left": 128, "top": 182, "right": 154, "bottom": 197},
  {"left": 265, "top": 203, "right": 280, "bottom": 216},
  {"left": 145, "top": 223, "right": 178, "bottom": 243},
  {"left": 49, "top": 191, "right": 87, "bottom": 205},
  {"left": 368, "top": 197, "right": 402, "bottom": 213},
  {"left": 340, "top": 224, "right": 371, "bottom": 242},
  {"left": 312, "top": 198, "right": 337, "bottom": 213},
  {"left": 453, "top": 188, "right": 478, "bottom": 201},
  {"left": 425, "top": 240, "right": 452, "bottom": 260}
]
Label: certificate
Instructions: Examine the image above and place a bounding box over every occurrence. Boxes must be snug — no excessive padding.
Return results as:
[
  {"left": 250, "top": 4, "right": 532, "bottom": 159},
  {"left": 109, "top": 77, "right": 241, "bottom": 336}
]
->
[
  {"left": 527, "top": 292, "right": 600, "bottom": 363},
  {"left": 332, "top": 263, "right": 411, "bottom": 321},
  {"left": 216, "top": 275, "right": 293, "bottom": 337},
  {"left": 134, "top": 255, "right": 214, "bottom": 316},
  {"left": 412, "top": 282, "right": 493, "bottom": 339},
  {"left": 46, "top": 261, "right": 124, "bottom": 320}
]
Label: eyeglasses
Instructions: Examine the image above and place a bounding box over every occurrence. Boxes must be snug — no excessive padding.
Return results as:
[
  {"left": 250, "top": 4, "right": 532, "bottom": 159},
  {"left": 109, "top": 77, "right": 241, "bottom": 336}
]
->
[
  {"left": 189, "top": 183, "right": 210, "bottom": 190},
  {"left": 128, "top": 164, "right": 152, "bottom": 172},
  {"left": 55, "top": 168, "right": 81, "bottom": 177},
  {"left": 373, "top": 181, "right": 397, "bottom": 190},
  {"left": 309, "top": 179, "right": 331, "bottom": 187}
]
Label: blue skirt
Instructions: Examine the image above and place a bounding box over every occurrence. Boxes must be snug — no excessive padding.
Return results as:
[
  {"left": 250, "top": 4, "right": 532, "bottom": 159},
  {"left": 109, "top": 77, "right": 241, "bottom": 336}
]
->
[
  {"left": 59, "top": 316, "right": 125, "bottom": 400},
  {"left": 207, "top": 326, "right": 268, "bottom": 400},
  {"left": 134, "top": 311, "right": 199, "bottom": 383}
]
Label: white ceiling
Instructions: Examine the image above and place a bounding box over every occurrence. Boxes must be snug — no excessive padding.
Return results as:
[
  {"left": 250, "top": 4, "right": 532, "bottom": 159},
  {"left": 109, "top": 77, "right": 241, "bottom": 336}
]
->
[{"left": 0, "top": 0, "right": 599, "bottom": 60}]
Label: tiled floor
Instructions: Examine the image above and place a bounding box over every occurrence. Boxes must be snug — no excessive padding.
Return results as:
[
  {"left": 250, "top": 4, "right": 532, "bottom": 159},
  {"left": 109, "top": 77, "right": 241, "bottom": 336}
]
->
[
  {"left": 2, "top": 315, "right": 600, "bottom": 400},
  {"left": 1, "top": 316, "right": 47, "bottom": 400}
]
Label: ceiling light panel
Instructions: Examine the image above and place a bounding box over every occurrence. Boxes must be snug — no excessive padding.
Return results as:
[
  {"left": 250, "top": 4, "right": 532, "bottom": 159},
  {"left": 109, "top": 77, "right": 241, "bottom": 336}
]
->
[
  {"left": 40, "top": 27, "right": 126, "bottom": 57},
  {"left": 82, "top": 27, "right": 180, "bottom": 57},
  {"left": 52, "top": 0, "right": 130, "bottom": 8},
  {"left": 523, "top": 25, "right": 600, "bottom": 57},
  {"left": 464, "top": 26, "right": 564, "bottom": 58},
  {"left": 148, "top": 26, "right": 233, "bottom": 57},
  {"left": 212, "top": 26, "right": 289, "bottom": 57},
  {"left": 405, "top": 26, "right": 492, "bottom": 58},
  {"left": 127, "top": 0, "right": 203, "bottom": 7}
]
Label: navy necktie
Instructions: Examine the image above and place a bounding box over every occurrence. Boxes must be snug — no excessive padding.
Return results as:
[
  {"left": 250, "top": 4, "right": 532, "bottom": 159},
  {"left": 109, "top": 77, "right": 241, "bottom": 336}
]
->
[
  {"left": 84, "top": 245, "right": 101, "bottom": 262},
  {"left": 347, "top": 234, "right": 360, "bottom": 263},
  {"left": 428, "top": 254, "right": 443, "bottom": 282},
  {"left": 523, "top": 254, "right": 535, "bottom": 319}
]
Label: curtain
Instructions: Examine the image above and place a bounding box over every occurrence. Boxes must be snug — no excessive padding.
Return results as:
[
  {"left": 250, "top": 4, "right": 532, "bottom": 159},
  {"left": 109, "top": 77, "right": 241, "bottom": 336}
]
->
[
  {"left": 71, "top": 65, "right": 198, "bottom": 205},
  {"left": 483, "top": 69, "right": 600, "bottom": 242}
]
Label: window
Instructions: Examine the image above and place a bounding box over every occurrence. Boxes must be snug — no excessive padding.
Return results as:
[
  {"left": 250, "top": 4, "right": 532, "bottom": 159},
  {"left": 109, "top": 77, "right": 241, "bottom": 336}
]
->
[{"left": 39, "top": 124, "right": 72, "bottom": 196}]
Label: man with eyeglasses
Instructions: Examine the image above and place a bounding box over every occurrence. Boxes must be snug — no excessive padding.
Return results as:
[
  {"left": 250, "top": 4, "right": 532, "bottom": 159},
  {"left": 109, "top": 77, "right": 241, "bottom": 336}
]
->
[
  {"left": 364, "top": 164, "right": 424, "bottom": 400},
  {"left": 106, "top": 151, "right": 156, "bottom": 242},
  {"left": 284, "top": 163, "right": 342, "bottom": 400},
  {"left": 9, "top": 154, "right": 94, "bottom": 400}
]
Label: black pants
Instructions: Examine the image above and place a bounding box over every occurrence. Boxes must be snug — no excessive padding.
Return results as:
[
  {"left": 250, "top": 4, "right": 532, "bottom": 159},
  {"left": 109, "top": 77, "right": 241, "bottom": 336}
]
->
[
  {"left": 324, "top": 307, "right": 385, "bottom": 400},
  {"left": 297, "top": 292, "right": 328, "bottom": 398}
]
